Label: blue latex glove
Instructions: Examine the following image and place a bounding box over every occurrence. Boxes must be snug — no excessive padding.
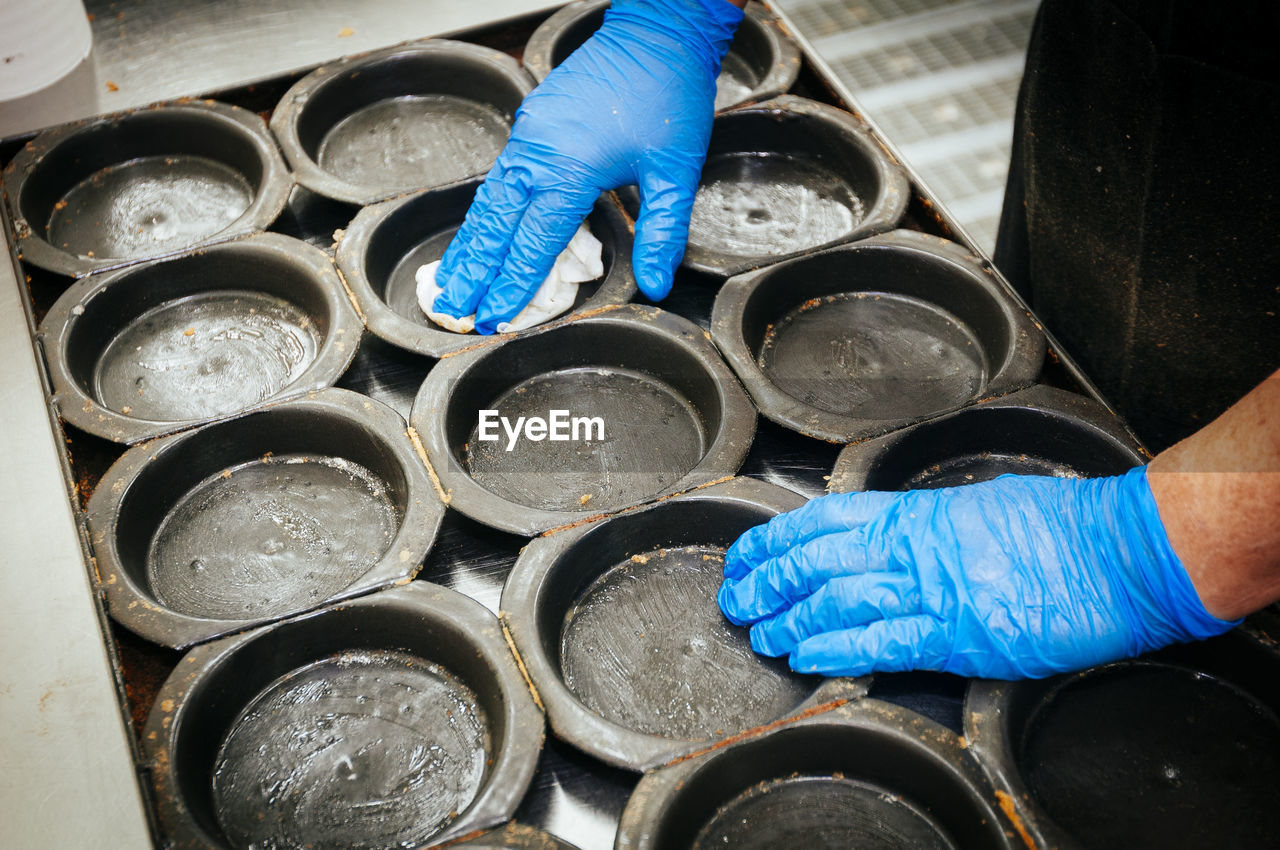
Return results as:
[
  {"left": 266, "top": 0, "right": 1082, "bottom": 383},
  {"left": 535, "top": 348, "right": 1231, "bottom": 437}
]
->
[
  {"left": 433, "top": 0, "right": 743, "bottom": 334},
  {"left": 718, "top": 467, "right": 1239, "bottom": 679}
]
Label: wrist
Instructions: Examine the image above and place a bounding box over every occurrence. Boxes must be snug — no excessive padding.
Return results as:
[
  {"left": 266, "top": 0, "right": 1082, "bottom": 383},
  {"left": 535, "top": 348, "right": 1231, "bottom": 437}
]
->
[{"left": 1104, "top": 467, "right": 1240, "bottom": 652}]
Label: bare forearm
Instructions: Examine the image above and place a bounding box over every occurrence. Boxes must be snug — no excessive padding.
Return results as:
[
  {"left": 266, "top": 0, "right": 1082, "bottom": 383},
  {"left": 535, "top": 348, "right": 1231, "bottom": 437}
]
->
[{"left": 1148, "top": 369, "right": 1280, "bottom": 619}]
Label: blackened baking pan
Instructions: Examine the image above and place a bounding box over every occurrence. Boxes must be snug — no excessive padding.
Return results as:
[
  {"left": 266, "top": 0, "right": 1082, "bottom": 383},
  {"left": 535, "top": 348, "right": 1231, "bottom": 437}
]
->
[
  {"left": 336, "top": 181, "right": 635, "bottom": 357},
  {"left": 829, "top": 384, "right": 1146, "bottom": 493},
  {"left": 143, "top": 583, "right": 544, "bottom": 850},
  {"left": 502, "top": 477, "right": 861, "bottom": 771},
  {"left": 523, "top": 1, "right": 800, "bottom": 112},
  {"left": 409, "top": 304, "right": 756, "bottom": 536},
  {"left": 86, "top": 388, "right": 444, "bottom": 648},
  {"left": 615, "top": 698, "right": 1016, "bottom": 849},
  {"left": 711, "top": 230, "right": 1046, "bottom": 443},
  {"left": 668, "top": 95, "right": 910, "bottom": 278},
  {"left": 965, "top": 629, "right": 1280, "bottom": 850},
  {"left": 3, "top": 100, "right": 290, "bottom": 278},
  {"left": 271, "top": 40, "right": 533, "bottom": 205},
  {"left": 39, "top": 233, "right": 363, "bottom": 445}
]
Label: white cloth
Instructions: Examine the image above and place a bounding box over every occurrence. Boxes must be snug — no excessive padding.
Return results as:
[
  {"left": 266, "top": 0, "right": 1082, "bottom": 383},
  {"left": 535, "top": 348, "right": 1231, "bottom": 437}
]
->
[{"left": 416, "top": 223, "right": 605, "bottom": 334}]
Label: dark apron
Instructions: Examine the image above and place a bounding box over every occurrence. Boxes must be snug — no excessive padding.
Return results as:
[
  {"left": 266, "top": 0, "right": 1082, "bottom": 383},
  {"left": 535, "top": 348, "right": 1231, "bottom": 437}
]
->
[{"left": 995, "top": 0, "right": 1280, "bottom": 452}]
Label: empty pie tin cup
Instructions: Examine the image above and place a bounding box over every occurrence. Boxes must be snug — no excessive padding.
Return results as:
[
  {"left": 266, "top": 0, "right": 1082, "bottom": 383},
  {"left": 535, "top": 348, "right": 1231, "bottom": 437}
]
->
[
  {"left": 336, "top": 181, "right": 636, "bottom": 357},
  {"left": 86, "top": 388, "right": 445, "bottom": 648},
  {"left": 671, "top": 95, "right": 909, "bottom": 278},
  {"left": 39, "top": 233, "right": 363, "bottom": 444},
  {"left": 965, "top": 630, "right": 1280, "bottom": 850},
  {"left": 502, "top": 477, "right": 861, "bottom": 771},
  {"left": 829, "top": 385, "right": 1146, "bottom": 492},
  {"left": 143, "top": 583, "right": 544, "bottom": 850},
  {"left": 271, "top": 40, "right": 533, "bottom": 205},
  {"left": 711, "top": 230, "right": 1046, "bottom": 443},
  {"left": 615, "top": 699, "right": 1016, "bottom": 849},
  {"left": 409, "top": 304, "right": 756, "bottom": 536},
  {"left": 3, "top": 100, "right": 291, "bottom": 277},
  {"left": 523, "top": 0, "right": 800, "bottom": 112}
]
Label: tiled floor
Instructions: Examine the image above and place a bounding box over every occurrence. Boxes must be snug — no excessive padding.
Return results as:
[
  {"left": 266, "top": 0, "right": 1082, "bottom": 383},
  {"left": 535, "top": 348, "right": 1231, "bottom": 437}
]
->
[{"left": 775, "top": 0, "right": 1039, "bottom": 253}]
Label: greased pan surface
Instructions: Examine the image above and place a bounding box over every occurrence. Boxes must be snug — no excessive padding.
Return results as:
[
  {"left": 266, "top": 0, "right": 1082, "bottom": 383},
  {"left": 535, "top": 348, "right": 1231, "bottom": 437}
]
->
[
  {"left": 615, "top": 699, "right": 1016, "bottom": 850},
  {"left": 271, "top": 40, "right": 533, "bottom": 205},
  {"left": 40, "top": 233, "right": 362, "bottom": 444},
  {"left": 4, "top": 100, "right": 290, "bottom": 277},
  {"left": 86, "top": 388, "right": 444, "bottom": 648},
  {"left": 143, "top": 584, "right": 544, "bottom": 850},
  {"left": 711, "top": 230, "right": 1045, "bottom": 443},
  {"left": 502, "top": 477, "right": 861, "bottom": 771},
  {"left": 409, "top": 304, "right": 756, "bottom": 536},
  {"left": 966, "top": 630, "right": 1280, "bottom": 850}
]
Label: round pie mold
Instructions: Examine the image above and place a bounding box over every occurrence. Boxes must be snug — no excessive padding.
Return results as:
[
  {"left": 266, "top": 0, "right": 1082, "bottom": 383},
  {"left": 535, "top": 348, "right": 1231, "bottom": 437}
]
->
[
  {"left": 965, "top": 629, "right": 1280, "bottom": 850},
  {"left": 39, "top": 233, "right": 363, "bottom": 444},
  {"left": 271, "top": 39, "right": 534, "bottom": 205},
  {"left": 523, "top": 0, "right": 801, "bottom": 112},
  {"left": 142, "top": 583, "right": 544, "bottom": 850},
  {"left": 501, "top": 477, "right": 862, "bottom": 771},
  {"left": 615, "top": 699, "right": 1017, "bottom": 849},
  {"left": 86, "top": 388, "right": 445, "bottom": 648},
  {"left": 3, "top": 100, "right": 291, "bottom": 277},
  {"left": 336, "top": 181, "right": 636, "bottom": 357},
  {"left": 711, "top": 229, "right": 1046, "bottom": 443},
  {"left": 829, "top": 384, "right": 1146, "bottom": 492},
  {"left": 409, "top": 304, "right": 756, "bottom": 536},
  {"left": 642, "top": 95, "right": 909, "bottom": 278}
]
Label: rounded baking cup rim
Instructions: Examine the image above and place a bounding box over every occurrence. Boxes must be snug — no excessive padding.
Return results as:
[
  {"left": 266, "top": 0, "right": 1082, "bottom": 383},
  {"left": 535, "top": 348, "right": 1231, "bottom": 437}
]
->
[
  {"left": 671, "top": 95, "right": 912, "bottom": 279},
  {"left": 963, "top": 628, "right": 1280, "bottom": 850},
  {"left": 270, "top": 39, "right": 535, "bottom": 206},
  {"left": 39, "top": 233, "right": 364, "bottom": 445},
  {"left": 829, "top": 383, "right": 1148, "bottom": 493},
  {"left": 614, "top": 698, "right": 1019, "bottom": 849},
  {"left": 141, "top": 583, "right": 544, "bottom": 849},
  {"left": 85, "top": 388, "right": 445, "bottom": 648},
  {"left": 710, "top": 229, "right": 1047, "bottom": 444},
  {"left": 501, "top": 476, "right": 866, "bottom": 771},
  {"left": 409, "top": 304, "right": 758, "bottom": 536},
  {"left": 3, "top": 99, "right": 292, "bottom": 278}
]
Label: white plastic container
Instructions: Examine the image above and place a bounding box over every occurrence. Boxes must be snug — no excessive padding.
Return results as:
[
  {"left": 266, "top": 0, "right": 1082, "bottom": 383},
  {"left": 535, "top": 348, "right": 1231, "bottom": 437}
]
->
[{"left": 0, "top": 0, "right": 93, "bottom": 101}]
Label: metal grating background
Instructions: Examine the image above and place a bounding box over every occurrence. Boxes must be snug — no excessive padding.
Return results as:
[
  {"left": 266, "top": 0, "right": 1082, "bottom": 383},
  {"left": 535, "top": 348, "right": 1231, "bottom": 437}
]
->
[{"left": 775, "top": 0, "right": 1038, "bottom": 253}]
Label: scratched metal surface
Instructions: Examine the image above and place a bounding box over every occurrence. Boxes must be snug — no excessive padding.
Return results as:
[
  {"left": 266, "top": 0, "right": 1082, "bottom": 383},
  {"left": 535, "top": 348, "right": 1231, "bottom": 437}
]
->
[{"left": 0, "top": 0, "right": 556, "bottom": 138}]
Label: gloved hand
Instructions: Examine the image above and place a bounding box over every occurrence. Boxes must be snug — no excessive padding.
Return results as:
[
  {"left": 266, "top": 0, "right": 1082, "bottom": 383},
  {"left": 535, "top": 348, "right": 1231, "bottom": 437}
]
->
[
  {"left": 433, "top": 0, "right": 743, "bottom": 334},
  {"left": 718, "top": 467, "right": 1239, "bottom": 679}
]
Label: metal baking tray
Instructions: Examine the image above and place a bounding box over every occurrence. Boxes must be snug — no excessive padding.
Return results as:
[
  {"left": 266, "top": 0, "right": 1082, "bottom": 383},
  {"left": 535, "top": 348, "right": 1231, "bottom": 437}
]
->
[{"left": 8, "top": 4, "right": 1256, "bottom": 848}]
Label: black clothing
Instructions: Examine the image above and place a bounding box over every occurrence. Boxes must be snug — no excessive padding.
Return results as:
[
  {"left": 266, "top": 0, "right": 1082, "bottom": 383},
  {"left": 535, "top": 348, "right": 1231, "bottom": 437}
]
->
[{"left": 996, "top": 0, "right": 1280, "bottom": 452}]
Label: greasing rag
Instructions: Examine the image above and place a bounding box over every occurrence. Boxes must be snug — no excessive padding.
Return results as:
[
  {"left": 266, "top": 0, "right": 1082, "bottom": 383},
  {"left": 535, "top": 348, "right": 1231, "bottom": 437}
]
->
[{"left": 416, "top": 223, "right": 604, "bottom": 334}]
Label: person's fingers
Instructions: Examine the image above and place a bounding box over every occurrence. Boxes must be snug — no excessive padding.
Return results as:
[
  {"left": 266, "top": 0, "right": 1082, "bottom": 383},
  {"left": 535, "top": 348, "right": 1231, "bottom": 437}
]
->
[
  {"left": 434, "top": 166, "right": 532, "bottom": 318},
  {"left": 789, "top": 615, "right": 952, "bottom": 677},
  {"left": 749, "top": 572, "right": 921, "bottom": 657},
  {"left": 718, "top": 527, "right": 893, "bottom": 626},
  {"left": 723, "top": 491, "right": 898, "bottom": 580},
  {"left": 632, "top": 154, "right": 700, "bottom": 300},
  {"left": 473, "top": 186, "right": 597, "bottom": 334}
]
